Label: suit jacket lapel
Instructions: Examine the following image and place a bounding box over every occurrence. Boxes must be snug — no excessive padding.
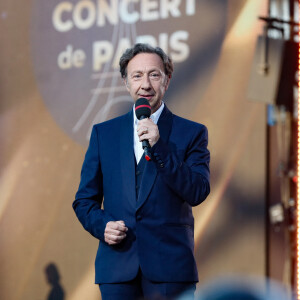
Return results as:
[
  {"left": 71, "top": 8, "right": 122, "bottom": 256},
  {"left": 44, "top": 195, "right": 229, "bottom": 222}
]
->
[
  {"left": 120, "top": 110, "right": 136, "bottom": 211},
  {"left": 136, "top": 105, "right": 173, "bottom": 211}
]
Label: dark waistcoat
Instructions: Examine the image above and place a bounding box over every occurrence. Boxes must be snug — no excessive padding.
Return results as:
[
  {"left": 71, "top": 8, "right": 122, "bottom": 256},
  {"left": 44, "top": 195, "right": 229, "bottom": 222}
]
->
[{"left": 135, "top": 154, "right": 147, "bottom": 200}]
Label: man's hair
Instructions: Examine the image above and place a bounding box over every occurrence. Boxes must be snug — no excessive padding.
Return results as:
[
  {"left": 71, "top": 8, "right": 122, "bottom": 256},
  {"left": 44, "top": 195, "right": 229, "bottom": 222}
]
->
[{"left": 119, "top": 43, "right": 174, "bottom": 79}]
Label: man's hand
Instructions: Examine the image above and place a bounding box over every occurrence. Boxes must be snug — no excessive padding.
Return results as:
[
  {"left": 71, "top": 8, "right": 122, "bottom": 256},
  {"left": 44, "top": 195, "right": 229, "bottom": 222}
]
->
[
  {"left": 137, "top": 118, "right": 160, "bottom": 147},
  {"left": 104, "top": 221, "right": 128, "bottom": 245}
]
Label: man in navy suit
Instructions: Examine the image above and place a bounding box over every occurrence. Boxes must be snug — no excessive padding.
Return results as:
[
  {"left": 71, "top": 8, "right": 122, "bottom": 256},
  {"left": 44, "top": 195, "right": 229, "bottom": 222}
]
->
[{"left": 73, "top": 43, "right": 210, "bottom": 299}]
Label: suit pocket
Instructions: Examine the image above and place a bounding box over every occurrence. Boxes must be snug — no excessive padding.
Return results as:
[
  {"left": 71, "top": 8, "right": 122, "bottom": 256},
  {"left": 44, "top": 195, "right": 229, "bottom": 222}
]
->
[{"left": 164, "top": 223, "right": 193, "bottom": 230}]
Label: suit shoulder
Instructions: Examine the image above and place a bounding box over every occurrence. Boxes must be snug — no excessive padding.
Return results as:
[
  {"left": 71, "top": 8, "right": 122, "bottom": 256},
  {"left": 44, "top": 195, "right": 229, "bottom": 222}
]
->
[
  {"left": 172, "top": 114, "right": 207, "bottom": 132},
  {"left": 93, "top": 112, "right": 131, "bottom": 132}
]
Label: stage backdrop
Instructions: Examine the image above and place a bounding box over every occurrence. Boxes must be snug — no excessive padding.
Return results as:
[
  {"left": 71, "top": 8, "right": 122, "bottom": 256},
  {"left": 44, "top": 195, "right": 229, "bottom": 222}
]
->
[{"left": 1, "top": 0, "right": 268, "bottom": 299}]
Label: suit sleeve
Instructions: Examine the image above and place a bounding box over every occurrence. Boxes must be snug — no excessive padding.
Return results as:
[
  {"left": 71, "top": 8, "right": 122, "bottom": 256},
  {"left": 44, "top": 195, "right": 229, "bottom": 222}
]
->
[
  {"left": 150, "top": 124, "right": 210, "bottom": 207},
  {"left": 72, "top": 125, "right": 114, "bottom": 241}
]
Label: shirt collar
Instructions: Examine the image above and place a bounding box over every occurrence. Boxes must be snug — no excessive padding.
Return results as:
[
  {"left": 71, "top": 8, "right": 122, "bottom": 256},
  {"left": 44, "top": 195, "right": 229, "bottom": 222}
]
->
[{"left": 133, "top": 101, "right": 165, "bottom": 125}]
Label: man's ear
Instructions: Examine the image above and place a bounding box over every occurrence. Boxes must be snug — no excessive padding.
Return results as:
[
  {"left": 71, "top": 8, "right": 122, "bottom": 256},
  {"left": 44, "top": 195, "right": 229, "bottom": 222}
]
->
[
  {"left": 165, "top": 75, "right": 171, "bottom": 90},
  {"left": 123, "top": 78, "right": 130, "bottom": 92}
]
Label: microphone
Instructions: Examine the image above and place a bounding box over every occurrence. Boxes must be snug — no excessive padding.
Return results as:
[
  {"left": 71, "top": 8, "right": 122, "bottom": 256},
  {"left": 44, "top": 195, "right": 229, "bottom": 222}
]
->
[{"left": 135, "top": 98, "right": 152, "bottom": 161}]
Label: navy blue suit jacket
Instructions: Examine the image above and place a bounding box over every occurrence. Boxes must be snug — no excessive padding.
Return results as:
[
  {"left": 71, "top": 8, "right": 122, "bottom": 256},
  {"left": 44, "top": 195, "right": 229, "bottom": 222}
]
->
[{"left": 73, "top": 106, "right": 210, "bottom": 284}]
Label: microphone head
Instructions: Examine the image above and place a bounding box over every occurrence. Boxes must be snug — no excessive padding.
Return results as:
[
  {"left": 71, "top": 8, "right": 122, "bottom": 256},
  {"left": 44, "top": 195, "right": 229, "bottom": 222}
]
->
[{"left": 135, "top": 98, "right": 151, "bottom": 120}]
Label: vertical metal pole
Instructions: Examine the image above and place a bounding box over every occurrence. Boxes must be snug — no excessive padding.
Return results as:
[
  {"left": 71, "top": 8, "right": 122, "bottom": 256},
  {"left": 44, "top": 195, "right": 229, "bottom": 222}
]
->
[
  {"left": 264, "top": 0, "right": 271, "bottom": 289},
  {"left": 294, "top": 0, "right": 299, "bottom": 298},
  {"left": 289, "top": 0, "right": 295, "bottom": 41}
]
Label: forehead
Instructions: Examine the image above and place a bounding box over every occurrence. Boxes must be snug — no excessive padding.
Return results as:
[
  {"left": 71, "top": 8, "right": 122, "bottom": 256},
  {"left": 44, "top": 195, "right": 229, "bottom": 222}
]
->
[{"left": 127, "top": 53, "right": 164, "bottom": 73}]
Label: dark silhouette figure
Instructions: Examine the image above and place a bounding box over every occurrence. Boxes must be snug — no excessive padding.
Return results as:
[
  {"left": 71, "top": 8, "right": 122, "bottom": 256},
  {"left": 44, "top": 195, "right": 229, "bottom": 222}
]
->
[{"left": 45, "top": 263, "right": 65, "bottom": 300}]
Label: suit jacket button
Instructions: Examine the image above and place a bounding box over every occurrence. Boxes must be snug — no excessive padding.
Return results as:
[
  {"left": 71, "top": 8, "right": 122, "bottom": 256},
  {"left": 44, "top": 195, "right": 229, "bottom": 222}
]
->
[
  {"left": 159, "top": 163, "right": 164, "bottom": 168},
  {"left": 136, "top": 215, "right": 142, "bottom": 221}
]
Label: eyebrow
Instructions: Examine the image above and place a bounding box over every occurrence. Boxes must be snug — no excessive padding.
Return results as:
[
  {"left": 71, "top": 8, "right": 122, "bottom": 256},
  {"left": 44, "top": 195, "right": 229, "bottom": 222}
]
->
[{"left": 130, "top": 68, "right": 162, "bottom": 75}]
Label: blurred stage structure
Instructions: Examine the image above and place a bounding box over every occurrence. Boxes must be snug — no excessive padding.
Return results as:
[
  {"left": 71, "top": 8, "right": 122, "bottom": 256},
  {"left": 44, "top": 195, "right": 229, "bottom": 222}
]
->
[{"left": 248, "top": 0, "right": 298, "bottom": 298}]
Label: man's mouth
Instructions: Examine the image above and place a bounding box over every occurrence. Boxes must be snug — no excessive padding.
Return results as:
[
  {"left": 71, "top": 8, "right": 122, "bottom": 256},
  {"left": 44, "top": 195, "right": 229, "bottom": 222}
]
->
[{"left": 140, "top": 95, "right": 153, "bottom": 100}]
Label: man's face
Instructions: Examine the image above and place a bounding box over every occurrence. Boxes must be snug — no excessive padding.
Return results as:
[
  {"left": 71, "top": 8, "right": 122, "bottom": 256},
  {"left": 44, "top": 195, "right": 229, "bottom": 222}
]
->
[{"left": 125, "top": 53, "right": 171, "bottom": 114}]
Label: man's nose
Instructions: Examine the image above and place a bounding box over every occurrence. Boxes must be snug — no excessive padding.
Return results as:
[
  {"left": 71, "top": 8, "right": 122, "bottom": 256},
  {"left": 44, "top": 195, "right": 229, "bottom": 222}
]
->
[{"left": 141, "top": 74, "right": 151, "bottom": 89}]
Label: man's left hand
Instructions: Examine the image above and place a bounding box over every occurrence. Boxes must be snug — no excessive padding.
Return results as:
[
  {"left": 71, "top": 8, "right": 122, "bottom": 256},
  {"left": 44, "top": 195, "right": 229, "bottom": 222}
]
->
[{"left": 137, "top": 118, "right": 160, "bottom": 147}]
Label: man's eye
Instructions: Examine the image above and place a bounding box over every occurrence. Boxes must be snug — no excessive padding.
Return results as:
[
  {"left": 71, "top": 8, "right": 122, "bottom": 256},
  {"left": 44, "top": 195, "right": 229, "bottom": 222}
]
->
[
  {"left": 150, "top": 73, "right": 160, "bottom": 80},
  {"left": 132, "top": 74, "right": 142, "bottom": 80}
]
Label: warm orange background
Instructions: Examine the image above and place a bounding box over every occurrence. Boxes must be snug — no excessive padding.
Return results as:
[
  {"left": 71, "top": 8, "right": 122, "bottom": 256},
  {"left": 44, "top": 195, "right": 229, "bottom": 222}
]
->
[{"left": 0, "top": 1, "right": 272, "bottom": 299}]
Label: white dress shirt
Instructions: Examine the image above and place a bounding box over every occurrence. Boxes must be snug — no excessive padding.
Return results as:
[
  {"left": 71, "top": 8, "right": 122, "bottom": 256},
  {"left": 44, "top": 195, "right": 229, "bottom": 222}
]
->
[{"left": 133, "top": 102, "right": 165, "bottom": 163}]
